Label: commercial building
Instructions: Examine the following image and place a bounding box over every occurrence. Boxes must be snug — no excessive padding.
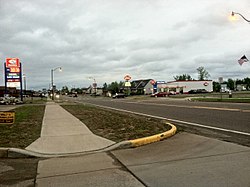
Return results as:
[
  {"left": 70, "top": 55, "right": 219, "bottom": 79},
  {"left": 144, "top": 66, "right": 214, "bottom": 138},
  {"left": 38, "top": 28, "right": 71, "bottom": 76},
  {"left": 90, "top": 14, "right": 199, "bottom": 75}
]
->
[
  {"left": 130, "top": 79, "right": 153, "bottom": 95},
  {"left": 164, "top": 80, "right": 213, "bottom": 94},
  {"left": 128, "top": 79, "right": 213, "bottom": 95}
]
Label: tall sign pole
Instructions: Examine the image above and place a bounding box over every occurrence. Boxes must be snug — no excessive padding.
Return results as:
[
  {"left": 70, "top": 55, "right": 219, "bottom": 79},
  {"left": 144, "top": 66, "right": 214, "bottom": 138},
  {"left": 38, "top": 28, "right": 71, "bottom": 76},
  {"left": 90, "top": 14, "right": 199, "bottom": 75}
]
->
[
  {"left": 124, "top": 74, "right": 131, "bottom": 96},
  {"left": 4, "top": 58, "right": 22, "bottom": 100},
  {"left": 4, "top": 63, "right": 7, "bottom": 96},
  {"left": 20, "top": 63, "right": 23, "bottom": 101}
]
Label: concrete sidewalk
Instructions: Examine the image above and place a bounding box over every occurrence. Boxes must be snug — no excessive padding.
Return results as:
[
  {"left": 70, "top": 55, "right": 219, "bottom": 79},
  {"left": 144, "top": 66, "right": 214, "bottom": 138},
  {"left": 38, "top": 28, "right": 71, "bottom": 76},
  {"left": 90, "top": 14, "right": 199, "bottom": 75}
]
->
[{"left": 25, "top": 102, "right": 115, "bottom": 154}]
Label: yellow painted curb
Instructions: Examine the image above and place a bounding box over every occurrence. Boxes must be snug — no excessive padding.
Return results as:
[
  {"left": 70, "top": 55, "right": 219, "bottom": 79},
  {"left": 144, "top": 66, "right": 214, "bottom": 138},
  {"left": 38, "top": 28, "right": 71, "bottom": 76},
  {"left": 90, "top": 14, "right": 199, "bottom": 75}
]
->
[{"left": 129, "top": 123, "right": 177, "bottom": 147}]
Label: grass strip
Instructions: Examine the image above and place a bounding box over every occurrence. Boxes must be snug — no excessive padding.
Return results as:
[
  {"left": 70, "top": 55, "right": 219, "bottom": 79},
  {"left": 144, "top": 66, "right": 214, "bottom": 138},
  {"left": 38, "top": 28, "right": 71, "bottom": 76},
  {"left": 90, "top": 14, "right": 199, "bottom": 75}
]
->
[
  {"left": 62, "top": 104, "right": 171, "bottom": 142},
  {"left": 191, "top": 98, "right": 250, "bottom": 103},
  {"left": 0, "top": 105, "right": 45, "bottom": 148}
]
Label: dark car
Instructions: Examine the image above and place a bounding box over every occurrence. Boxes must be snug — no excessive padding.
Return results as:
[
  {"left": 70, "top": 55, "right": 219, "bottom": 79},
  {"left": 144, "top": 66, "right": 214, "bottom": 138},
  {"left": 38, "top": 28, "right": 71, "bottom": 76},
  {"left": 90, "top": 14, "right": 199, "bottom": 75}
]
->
[
  {"left": 151, "top": 92, "right": 167, "bottom": 97},
  {"left": 196, "top": 89, "right": 209, "bottom": 93},
  {"left": 188, "top": 89, "right": 197, "bottom": 94},
  {"left": 188, "top": 89, "right": 208, "bottom": 94},
  {"left": 112, "top": 93, "right": 125, "bottom": 98}
]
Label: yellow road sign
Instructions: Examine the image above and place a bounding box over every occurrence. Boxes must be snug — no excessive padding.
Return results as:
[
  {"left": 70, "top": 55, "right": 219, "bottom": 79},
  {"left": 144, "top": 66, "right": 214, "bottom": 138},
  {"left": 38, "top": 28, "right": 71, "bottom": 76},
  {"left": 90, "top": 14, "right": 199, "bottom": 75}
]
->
[{"left": 0, "top": 112, "right": 15, "bottom": 124}]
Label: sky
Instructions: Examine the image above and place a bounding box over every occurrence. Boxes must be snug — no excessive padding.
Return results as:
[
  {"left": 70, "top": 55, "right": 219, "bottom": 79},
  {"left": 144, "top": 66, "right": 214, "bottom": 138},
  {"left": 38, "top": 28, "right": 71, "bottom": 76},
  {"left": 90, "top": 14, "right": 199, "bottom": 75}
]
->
[{"left": 0, "top": 0, "right": 250, "bottom": 90}]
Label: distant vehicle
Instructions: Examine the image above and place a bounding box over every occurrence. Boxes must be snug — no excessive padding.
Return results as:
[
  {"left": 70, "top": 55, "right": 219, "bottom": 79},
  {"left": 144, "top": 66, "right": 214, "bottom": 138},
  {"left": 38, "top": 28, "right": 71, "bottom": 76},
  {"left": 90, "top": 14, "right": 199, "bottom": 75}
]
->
[
  {"left": 188, "top": 89, "right": 208, "bottom": 94},
  {"left": 112, "top": 93, "right": 125, "bottom": 98},
  {"left": 68, "top": 92, "right": 78, "bottom": 97},
  {"left": 168, "top": 91, "right": 176, "bottom": 95},
  {"left": 90, "top": 93, "right": 101, "bottom": 96},
  {"left": 151, "top": 92, "right": 167, "bottom": 97},
  {"left": 221, "top": 88, "right": 230, "bottom": 93}
]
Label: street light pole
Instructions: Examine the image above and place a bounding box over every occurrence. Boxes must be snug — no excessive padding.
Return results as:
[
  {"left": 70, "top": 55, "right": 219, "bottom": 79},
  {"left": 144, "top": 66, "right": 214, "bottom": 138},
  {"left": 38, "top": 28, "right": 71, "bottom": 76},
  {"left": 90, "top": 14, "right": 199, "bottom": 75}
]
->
[
  {"left": 23, "top": 74, "right": 26, "bottom": 95},
  {"left": 51, "top": 67, "right": 62, "bottom": 100},
  {"left": 231, "top": 11, "right": 250, "bottom": 23},
  {"left": 89, "top": 77, "right": 97, "bottom": 96}
]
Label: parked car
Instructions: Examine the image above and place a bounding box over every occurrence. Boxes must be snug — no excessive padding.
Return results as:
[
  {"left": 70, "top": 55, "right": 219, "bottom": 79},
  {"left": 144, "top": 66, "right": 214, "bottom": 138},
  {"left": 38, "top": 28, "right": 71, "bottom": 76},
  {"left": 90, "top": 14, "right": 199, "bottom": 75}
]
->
[
  {"left": 0, "top": 96, "right": 23, "bottom": 105},
  {"left": 112, "top": 93, "right": 125, "bottom": 98},
  {"left": 151, "top": 92, "right": 167, "bottom": 97},
  {"left": 168, "top": 91, "right": 176, "bottom": 95},
  {"left": 188, "top": 89, "right": 208, "bottom": 94}
]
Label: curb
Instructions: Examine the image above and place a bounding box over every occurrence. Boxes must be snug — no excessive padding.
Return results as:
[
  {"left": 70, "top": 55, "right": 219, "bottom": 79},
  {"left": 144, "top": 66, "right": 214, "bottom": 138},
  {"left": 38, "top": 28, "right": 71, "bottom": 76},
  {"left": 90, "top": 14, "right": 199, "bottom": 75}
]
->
[
  {"left": 129, "top": 123, "right": 177, "bottom": 147},
  {"left": 0, "top": 123, "right": 177, "bottom": 158},
  {"left": 104, "top": 123, "right": 177, "bottom": 150}
]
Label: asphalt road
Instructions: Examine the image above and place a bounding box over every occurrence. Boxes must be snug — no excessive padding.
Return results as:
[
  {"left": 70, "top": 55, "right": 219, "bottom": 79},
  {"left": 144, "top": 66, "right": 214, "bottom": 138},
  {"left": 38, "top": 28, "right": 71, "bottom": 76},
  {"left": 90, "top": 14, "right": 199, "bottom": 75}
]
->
[{"left": 65, "top": 96, "right": 250, "bottom": 146}]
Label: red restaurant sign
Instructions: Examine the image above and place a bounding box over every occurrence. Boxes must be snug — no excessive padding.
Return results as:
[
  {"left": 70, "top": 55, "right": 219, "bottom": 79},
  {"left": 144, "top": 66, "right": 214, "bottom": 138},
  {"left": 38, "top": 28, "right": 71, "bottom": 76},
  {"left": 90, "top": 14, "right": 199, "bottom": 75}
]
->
[
  {"left": 6, "top": 58, "right": 20, "bottom": 68},
  {"left": 124, "top": 74, "right": 132, "bottom": 81}
]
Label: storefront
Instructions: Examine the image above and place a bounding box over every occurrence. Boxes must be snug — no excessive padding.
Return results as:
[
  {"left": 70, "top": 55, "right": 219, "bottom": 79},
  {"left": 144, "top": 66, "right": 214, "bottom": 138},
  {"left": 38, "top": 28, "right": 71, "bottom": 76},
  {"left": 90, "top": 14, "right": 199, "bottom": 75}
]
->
[{"left": 165, "top": 80, "right": 213, "bottom": 94}]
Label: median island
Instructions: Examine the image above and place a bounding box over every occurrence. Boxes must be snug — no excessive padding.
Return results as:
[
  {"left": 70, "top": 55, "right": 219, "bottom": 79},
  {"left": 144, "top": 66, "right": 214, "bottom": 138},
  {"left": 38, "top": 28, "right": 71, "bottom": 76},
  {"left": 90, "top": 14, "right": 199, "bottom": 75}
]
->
[
  {"left": 61, "top": 104, "right": 172, "bottom": 142},
  {"left": 0, "top": 103, "right": 172, "bottom": 149}
]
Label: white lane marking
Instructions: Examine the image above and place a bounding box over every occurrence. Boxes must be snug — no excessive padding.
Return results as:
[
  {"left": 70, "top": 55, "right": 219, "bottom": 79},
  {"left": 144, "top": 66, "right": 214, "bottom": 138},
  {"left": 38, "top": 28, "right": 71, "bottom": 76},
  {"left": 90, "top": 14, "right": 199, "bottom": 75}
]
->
[
  {"left": 83, "top": 102, "right": 250, "bottom": 136},
  {"left": 112, "top": 100, "right": 248, "bottom": 112}
]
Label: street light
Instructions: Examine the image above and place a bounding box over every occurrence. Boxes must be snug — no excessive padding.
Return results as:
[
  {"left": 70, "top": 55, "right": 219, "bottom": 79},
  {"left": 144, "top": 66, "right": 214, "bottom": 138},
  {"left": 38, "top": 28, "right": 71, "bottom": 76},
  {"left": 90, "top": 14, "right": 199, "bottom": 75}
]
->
[
  {"left": 23, "top": 74, "right": 27, "bottom": 96},
  {"left": 231, "top": 11, "right": 250, "bottom": 23},
  {"left": 88, "top": 77, "right": 97, "bottom": 95},
  {"left": 51, "top": 67, "right": 62, "bottom": 100}
]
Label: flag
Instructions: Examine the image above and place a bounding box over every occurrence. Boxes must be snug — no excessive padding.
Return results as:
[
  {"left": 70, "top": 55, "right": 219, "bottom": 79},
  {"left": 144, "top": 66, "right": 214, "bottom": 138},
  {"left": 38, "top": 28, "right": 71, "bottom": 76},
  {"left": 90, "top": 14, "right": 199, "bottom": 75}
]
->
[{"left": 238, "top": 55, "right": 249, "bottom": 66}]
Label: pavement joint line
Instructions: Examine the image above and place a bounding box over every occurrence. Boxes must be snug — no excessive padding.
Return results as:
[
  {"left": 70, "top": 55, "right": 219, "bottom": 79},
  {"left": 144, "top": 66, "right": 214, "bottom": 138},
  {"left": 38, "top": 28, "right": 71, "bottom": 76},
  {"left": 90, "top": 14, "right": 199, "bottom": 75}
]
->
[
  {"left": 110, "top": 100, "right": 245, "bottom": 112},
  {"left": 242, "top": 110, "right": 250, "bottom": 113},
  {"left": 41, "top": 134, "right": 94, "bottom": 137},
  {"left": 36, "top": 167, "right": 122, "bottom": 180},
  {"left": 108, "top": 151, "right": 148, "bottom": 187},
  {"left": 81, "top": 101, "right": 250, "bottom": 136},
  {"left": 124, "top": 149, "right": 250, "bottom": 168}
]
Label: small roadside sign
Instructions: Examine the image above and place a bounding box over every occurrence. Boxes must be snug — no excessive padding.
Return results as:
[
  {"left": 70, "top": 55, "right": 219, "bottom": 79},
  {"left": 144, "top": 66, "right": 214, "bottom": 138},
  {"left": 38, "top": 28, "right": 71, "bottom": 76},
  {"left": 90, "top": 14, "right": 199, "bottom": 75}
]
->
[
  {"left": 125, "top": 82, "right": 131, "bottom": 87},
  {"left": 0, "top": 112, "right": 15, "bottom": 124}
]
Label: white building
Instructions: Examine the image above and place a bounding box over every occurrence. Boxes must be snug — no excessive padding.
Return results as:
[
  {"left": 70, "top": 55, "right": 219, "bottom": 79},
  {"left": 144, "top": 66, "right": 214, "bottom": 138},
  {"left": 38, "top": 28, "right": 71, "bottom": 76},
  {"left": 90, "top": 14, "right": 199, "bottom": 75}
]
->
[{"left": 164, "top": 80, "right": 213, "bottom": 94}]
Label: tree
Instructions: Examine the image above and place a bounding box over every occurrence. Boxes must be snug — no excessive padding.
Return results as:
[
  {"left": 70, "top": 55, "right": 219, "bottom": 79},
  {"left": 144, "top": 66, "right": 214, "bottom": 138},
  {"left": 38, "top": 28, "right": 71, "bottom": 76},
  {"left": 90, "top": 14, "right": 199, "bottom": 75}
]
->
[
  {"left": 197, "top": 67, "right": 210, "bottom": 80},
  {"left": 227, "top": 79, "right": 235, "bottom": 90},
  {"left": 103, "top": 83, "right": 108, "bottom": 91},
  {"left": 173, "top": 74, "right": 193, "bottom": 81},
  {"left": 213, "top": 82, "right": 221, "bottom": 92},
  {"left": 61, "top": 86, "right": 69, "bottom": 95},
  {"left": 243, "top": 77, "right": 250, "bottom": 90},
  {"left": 107, "top": 81, "right": 120, "bottom": 94}
]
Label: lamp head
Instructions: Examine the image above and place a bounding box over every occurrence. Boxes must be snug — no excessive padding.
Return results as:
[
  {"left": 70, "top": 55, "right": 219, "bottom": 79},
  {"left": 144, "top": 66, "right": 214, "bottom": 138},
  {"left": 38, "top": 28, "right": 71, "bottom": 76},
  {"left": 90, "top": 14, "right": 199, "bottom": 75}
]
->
[{"left": 230, "top": 11, "right": 237, "bottom": 21}]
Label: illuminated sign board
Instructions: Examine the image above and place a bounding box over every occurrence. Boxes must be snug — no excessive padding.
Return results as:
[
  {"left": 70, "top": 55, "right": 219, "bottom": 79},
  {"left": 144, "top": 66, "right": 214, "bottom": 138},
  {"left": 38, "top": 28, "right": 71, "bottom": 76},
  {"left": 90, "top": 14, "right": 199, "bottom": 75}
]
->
[
  {"left": 6, "top": 58, "right": 20, "bottom": 68},
  {"left": 4, "top": 58, "right": 22, "bottom": 89}
]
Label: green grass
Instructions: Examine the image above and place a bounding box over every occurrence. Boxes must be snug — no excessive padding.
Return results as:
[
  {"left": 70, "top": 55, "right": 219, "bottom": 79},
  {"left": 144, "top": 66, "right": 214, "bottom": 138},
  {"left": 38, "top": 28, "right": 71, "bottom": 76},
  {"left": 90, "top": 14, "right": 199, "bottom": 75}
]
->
[
  {"left": 191, "top": 97, "right": 250, "bottom": 103},
  {"left": 62, "top": 104, "right": 172, "bottom": 142},
  {"left": 0, "top": 105, "right": 45, "bottom": 148},
  {"left": 23, "top": 97, "right": 48, "bottom": 104}
]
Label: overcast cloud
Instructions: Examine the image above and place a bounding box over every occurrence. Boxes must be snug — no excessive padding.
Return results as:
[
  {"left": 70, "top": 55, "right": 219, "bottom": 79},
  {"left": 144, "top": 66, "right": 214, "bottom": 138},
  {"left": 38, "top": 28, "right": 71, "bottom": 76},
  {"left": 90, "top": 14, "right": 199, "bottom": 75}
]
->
[{"left": 0, "top": 0, "right": 250, "bottom": 90}]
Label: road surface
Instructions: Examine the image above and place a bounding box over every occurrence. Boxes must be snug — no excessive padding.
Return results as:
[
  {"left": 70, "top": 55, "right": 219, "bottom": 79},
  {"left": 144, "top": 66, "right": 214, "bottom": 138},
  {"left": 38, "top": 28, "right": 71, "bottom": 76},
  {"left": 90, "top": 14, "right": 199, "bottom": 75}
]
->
[{"left": 64, "top": 96, "right": 250, "bottom": 146}]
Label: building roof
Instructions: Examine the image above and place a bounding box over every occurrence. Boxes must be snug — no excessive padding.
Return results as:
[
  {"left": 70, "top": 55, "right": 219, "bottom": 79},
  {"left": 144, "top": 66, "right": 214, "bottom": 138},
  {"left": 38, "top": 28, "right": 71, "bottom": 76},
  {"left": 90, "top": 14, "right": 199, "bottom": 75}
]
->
[
  {"left": 131, "top": 79, "right": 152, "bottom": 89},
  {"left": 167, "top": 80, "right": 213, "bottom": 84}
]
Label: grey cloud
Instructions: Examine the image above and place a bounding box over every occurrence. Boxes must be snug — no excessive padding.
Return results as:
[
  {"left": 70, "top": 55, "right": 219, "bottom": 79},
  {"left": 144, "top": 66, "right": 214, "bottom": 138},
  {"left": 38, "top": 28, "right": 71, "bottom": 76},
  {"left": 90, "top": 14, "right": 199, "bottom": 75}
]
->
[{"left": 1, "top": 0, "right": 250, "bottom": 89}]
